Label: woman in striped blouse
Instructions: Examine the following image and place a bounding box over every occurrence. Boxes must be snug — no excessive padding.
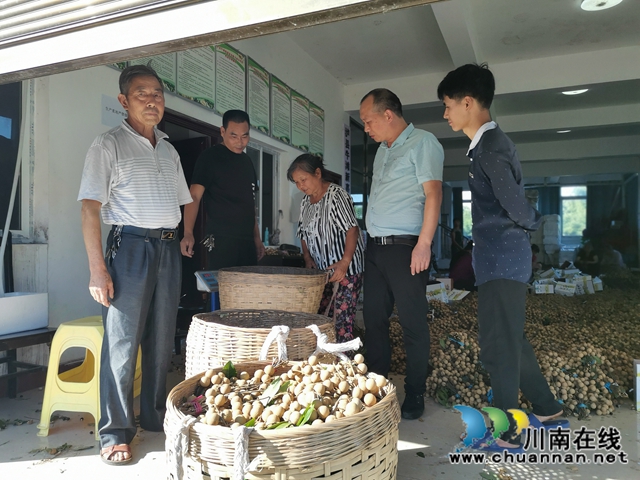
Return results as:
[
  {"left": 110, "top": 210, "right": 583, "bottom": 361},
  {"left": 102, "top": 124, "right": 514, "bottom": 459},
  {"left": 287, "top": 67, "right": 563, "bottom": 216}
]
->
[{"left": 288, "top": 154, "right": 365, "bottom": 344}]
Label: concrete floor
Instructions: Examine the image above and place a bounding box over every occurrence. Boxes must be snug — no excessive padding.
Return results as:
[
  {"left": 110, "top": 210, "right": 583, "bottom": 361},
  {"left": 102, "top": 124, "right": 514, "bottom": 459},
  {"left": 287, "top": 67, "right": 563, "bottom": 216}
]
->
[{"left": 1, "top": 367, "right": 638, "bottom": 480}]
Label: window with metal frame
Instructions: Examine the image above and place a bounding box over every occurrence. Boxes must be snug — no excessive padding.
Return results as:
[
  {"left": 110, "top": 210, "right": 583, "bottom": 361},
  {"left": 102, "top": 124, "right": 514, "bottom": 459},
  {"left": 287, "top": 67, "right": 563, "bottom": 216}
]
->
[
  {"left": 0, "top": 81, "right": 22, "bottom": 233},
  {"left": 246, "top": 142, "right": 279, "bottom": 245},
  {"left": 561, "top": 186, "right": 587, "bottom": 244}
]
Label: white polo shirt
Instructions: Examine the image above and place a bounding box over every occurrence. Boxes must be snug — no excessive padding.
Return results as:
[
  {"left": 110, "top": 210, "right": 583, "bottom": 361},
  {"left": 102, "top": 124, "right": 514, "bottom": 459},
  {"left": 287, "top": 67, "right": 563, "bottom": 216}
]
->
[{"left": 78, "top": 120, "right": 192, "bottom": 229}]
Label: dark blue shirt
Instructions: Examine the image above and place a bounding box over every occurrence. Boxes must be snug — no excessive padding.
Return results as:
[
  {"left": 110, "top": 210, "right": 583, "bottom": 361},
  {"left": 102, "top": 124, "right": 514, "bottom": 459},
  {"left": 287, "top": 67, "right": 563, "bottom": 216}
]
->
[{"left": 468, "top": 125, "right": 542, "bottom": 285}]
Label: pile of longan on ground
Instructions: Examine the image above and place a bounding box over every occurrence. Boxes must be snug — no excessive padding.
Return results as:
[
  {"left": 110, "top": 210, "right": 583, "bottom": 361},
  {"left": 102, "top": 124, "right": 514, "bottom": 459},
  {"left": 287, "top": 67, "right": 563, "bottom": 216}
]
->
[{"left": 390, "top": 281, "right": 638, "bottom": 418}]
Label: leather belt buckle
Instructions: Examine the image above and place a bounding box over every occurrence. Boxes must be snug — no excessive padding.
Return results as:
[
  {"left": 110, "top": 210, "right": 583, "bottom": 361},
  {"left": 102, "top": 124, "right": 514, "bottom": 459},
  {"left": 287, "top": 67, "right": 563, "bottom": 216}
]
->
[{"left": 161, "top": 230, "right": 176, "bottom": 240}]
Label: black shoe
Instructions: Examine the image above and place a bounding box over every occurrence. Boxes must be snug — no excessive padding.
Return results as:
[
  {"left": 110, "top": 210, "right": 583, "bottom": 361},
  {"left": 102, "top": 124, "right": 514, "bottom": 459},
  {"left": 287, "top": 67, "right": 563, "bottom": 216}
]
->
[{"left": 401, "top": 393, "right": 424, "bottom": 420}]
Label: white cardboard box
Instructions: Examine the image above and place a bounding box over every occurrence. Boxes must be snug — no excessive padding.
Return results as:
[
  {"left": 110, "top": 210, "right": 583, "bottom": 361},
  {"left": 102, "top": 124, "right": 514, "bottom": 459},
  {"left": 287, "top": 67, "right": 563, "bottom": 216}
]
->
[
  {"left": 593, "top": 277, "right": 603, "bottom": 291},
  {"left": 543, "top": 223, "right": 560, "bottom": 233},
  {"left": 543, "top": 235, "right": 561, "bottom": 245},
  {"left": 562, "top": 268, "right": 580, "bottom": 279},
  {"left": 0, "top": 292, "right": 49, "bottom": 336},
  {"left": 435, "top": 278, "right": 453, "bottom": 291},
  {"left": 535, "top": 283, "right": 555, "bottom": 294},
  {"left": 426, "top": 283, "right": 449, "bottom": 303},
  {"left": 555, "top": 283, "right": 576, "bottom": 296},
  {"left": 448, "top": 289, "right": 471, "bottom": 301},
  {"left": 571, "top": 275, "right": 595, "bottom": 294},
  {"left": 539, "top": 268, "right": 555, "bottom": 279}
]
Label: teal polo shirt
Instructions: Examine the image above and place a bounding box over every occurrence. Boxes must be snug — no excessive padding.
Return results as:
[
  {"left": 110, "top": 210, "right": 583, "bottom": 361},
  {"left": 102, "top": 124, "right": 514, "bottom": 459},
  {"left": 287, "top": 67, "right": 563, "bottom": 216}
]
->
[{"left": 365, "top": 123, "right": 444, "bottom": 237}]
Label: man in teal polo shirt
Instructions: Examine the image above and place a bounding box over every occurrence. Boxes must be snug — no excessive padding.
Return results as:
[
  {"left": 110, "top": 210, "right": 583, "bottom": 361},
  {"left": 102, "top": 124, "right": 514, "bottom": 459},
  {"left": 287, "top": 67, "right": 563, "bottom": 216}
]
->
[{"left": 360, "top": 88, "right": 444, "bottom": 419}]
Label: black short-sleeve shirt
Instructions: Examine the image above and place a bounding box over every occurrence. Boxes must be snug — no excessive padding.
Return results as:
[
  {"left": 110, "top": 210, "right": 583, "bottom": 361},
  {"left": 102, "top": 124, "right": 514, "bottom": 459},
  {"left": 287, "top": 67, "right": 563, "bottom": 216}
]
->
[{"left": 190, "top": 144, "right": 257, "bottom": 238}]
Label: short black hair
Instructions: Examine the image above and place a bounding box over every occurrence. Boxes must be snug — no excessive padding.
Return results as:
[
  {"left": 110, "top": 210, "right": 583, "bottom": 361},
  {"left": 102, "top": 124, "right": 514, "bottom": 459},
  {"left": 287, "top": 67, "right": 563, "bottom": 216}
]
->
[
  {"left": 222, "top": 110, "right": 250, "bottom": 129},
  {"left": 360, "top": 88, "right": 403, "bottom": 118},
  {"left": 531, "top": 244, "right": 540, "bottom": 253},
  {"left": 119, "top": 64, "right": 163, "bottom": 96},
  {"left": 287, "top": 153, "right": 327, "bottom": 182},
  {"left": 437, "top": 63, "right": 495, "bottom": 110}
]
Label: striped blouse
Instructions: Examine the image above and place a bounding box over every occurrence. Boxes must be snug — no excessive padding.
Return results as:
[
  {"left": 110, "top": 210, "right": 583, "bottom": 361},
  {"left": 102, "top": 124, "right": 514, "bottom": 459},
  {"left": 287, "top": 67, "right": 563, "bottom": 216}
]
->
[{"left": 296, "top": 183, "right": 365, "bottom": 276}]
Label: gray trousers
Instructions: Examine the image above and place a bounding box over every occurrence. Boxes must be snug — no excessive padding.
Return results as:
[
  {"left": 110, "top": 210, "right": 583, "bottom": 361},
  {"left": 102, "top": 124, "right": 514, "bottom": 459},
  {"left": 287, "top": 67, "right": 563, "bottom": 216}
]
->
[{"left": 99, "top": 230, "right": 181, "bottom": 447}]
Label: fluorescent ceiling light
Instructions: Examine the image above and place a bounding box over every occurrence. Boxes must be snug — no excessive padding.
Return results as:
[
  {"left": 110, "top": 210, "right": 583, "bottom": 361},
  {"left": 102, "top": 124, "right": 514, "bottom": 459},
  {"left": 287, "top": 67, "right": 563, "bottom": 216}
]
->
[
  {"left": 562, "top": 89, "right": 588, "bottom": 95},
  {"left": 581, "top": 0, "right": 624, "bottom": 11},
  {"left": 557, "top": 130, "right": 572, "bottom": 134}
]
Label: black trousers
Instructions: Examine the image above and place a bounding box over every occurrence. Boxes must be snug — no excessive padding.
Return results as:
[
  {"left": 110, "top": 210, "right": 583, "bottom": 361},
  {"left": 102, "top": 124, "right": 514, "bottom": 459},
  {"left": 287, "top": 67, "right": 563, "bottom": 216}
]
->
[
  {"left": 207, "top": 235, "right": 257, "bottom": 270},
  {"left": 477, "top": 279, "right": 561, "bottom": 419},
  {"left": 363, "top": 239, "right": 430, "bottom": 395}
]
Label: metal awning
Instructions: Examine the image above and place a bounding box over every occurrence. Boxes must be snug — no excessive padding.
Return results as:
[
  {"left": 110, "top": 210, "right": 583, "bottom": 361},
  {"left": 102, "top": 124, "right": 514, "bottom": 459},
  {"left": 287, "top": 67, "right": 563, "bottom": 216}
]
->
[
  {"left": 0, "top": 0, "right": 439, "bottom": 84},
  {"left": 0, "top": 1, "right": 198, "bottom": 46}
]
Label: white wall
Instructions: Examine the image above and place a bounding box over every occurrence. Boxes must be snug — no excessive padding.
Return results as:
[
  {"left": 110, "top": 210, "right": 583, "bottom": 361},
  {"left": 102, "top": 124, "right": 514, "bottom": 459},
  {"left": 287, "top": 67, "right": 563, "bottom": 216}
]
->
[
  {"left": 231, "top": 34, "right": 346, "bottom": 246},
  {"left": 31, "top": 33, "right": 344, "bottom": 327}
]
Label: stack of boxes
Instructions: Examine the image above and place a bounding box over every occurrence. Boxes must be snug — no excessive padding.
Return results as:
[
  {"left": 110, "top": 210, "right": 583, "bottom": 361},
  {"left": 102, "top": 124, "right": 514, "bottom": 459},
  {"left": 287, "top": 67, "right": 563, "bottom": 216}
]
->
[
  {"left": 530, "top": 218, "right": 544, "bottom": 254},
  {"left": 542, "top": 214, "right": 562, "bottom": 266}
]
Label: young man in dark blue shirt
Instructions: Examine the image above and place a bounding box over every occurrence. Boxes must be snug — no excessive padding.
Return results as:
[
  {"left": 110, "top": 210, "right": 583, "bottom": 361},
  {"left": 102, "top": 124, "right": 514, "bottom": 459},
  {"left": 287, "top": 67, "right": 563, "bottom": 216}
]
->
[{"left": 438, "top": 64, "right": 565, "bottom": 451}]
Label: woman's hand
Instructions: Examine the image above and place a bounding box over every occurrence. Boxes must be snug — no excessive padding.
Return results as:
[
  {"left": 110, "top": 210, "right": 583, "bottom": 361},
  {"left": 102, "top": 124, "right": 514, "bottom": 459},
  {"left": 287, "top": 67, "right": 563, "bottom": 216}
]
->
[
  {"left": 304, "top": 256, "right": 318, "bottom": 269},
  {"left": 327, "top": 259, "right": 349, "bottom": 283}
]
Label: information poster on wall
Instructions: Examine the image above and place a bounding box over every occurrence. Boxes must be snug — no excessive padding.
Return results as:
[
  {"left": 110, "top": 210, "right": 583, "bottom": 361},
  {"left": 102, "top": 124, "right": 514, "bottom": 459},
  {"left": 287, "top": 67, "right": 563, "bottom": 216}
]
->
[
  {"left": 215, "top": 43, "right": 246, "bottom": 115},
  {"left": 309, "top": 102, "right": 324, "bottom": 158},
  {"left": 291, "top": 90, "right": 310, "bottom": 152},
  {"left": 271, "top": 75, "right": 291, "bottom": 144},
  {"left": 176, "top": 46, "right": 216, "bottom": 110},
  {"left": 247, "top": 57, "right": 270, "bottom": 135},
  {"left": 129, "top": 54, "right": 177, "bottom": 92}
]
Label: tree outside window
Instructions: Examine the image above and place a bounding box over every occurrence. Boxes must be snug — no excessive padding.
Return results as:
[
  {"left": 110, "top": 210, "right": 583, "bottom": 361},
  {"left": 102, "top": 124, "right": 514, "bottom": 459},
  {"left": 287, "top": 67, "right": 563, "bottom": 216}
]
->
[
  {"left": 462, "top": 190, "right": 472, "bottom": 238},
  {"left": 561, "top": 186, "right": 587, "bottom": 243}
]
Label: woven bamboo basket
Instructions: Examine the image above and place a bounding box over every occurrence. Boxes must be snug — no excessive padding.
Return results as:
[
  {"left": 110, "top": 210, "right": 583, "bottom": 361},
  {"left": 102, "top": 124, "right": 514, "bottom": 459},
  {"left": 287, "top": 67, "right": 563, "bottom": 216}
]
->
[
  {"left": 184, "top": 310, "right": 335, "bottom": 379},
  {"left": 164, "top": 361, "right": 400, "bottom": 480},
  {"left": 216, "top": 266, "right": 327, "bottom": 313}
]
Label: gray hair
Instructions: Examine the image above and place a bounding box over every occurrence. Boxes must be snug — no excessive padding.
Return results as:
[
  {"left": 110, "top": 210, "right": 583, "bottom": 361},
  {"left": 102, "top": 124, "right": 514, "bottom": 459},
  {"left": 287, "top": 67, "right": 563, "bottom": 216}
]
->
[{"left": 119, "top": 64, "right": 163, "bottom": 96}]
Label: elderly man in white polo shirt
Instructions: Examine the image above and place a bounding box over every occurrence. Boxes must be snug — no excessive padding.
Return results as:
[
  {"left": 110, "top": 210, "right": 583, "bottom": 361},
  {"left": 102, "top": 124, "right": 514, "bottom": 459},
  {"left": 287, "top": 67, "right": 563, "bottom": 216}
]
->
[
  {"left": 359, "top": 88, "right": 444, "bottom": 421},
  {"left": 78, "top": 65, "right": 192, "bottom": 465}
]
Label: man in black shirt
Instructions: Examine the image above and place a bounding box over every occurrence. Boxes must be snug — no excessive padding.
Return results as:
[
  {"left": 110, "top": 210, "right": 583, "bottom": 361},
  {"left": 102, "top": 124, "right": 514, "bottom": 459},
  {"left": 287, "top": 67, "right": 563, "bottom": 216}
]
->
[{"left": 181, "top": 110, "right": 265, "bottom": 268}]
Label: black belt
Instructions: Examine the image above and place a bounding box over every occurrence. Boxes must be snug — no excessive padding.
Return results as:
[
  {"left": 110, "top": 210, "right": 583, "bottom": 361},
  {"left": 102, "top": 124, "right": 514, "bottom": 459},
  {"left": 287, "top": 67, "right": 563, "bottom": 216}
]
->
[
  {"left": 370, "top": 235, "right": 419, "bottom": 247},
  {"left": 120, "top": 225, "right": 178, "bottom": 241}
]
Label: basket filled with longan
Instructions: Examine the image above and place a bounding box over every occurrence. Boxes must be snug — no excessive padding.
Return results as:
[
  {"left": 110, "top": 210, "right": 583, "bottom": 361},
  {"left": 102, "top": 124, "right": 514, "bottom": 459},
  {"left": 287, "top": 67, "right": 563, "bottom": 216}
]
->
[{"left": 164, "top": 354, "right": 400, "bottom": 480}]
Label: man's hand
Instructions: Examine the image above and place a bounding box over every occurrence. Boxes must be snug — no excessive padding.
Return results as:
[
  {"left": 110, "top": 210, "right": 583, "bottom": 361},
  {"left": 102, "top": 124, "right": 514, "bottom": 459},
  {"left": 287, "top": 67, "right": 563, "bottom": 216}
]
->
[
  {"left": 255, "top": 240, "right": 266, "bottom": 261},
  {"left": 89, "top": 268, "right": 114, "bottom": 307},
  {"left": 180, "top": 232, "right": 195, "bottom": 257},
  {"left": 327, "top": 259, "right": 349, "bottom": 283},
  {"left": 410, "top": 242, "right": 431, "bottom": 276}
]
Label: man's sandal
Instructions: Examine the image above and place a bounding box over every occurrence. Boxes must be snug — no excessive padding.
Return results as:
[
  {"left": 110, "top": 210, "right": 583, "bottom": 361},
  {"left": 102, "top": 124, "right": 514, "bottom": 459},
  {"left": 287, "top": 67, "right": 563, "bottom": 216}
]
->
[{"left": 100, "top": 444, "right": 132, "bottom": 466}]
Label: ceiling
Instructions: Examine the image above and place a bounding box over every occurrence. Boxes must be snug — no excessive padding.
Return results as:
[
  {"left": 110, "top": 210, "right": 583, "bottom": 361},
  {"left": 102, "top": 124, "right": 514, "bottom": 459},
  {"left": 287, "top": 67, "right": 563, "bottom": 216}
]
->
[
  {"left": 286, "top": 0, "right": 640, "bottom": 184},
  {"left": 287, "top": 5, "right": 453, "bottom": 84}
]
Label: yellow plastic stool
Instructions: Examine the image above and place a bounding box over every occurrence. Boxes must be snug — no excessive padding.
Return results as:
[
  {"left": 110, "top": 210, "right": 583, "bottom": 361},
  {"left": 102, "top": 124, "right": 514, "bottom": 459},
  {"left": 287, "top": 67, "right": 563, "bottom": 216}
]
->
[{"left": 37, "top": 316, "right": 142, "bottom": 440}]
